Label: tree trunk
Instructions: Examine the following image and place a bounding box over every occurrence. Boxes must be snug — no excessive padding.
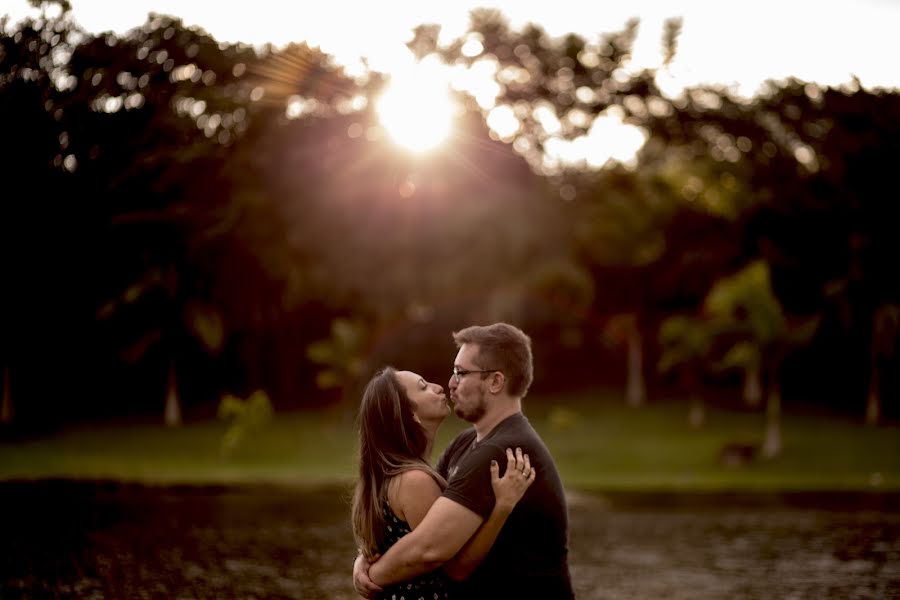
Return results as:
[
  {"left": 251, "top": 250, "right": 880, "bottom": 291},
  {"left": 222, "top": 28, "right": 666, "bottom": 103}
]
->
[
  {"left": 865, "top": 312, "right": 882, "bottom": 426},
  {"left": 866, "top": 303, "right": 900, "bottom": 425},
  {"left": 682, "top": 366, "right": 705, "bottom": 428},
  {"left": 865, "top": 358, "right": 880, "bottom": 426},
  {"left": 743, "top": 363, "right": 762, "bottom": 408},
  {"left": 625, "top": 326, "right": 646, "bottom": 407},
  {"left": 164, "top": 360, "right": 182, "bottom": 427},
  {"left": 1, "top": 366, "right": 12, "bottom": 424},
  {"left": 761, "top": 378, "right": 782, "bottom": 459},
  {"left": 688, "top": 393, "right": 705, "bottom": 429}
]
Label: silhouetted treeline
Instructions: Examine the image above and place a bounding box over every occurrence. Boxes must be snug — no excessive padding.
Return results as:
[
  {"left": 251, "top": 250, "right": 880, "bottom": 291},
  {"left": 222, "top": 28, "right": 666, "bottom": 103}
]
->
[{"left": 1, "top": 5, "right": 897, "bottom": 430}]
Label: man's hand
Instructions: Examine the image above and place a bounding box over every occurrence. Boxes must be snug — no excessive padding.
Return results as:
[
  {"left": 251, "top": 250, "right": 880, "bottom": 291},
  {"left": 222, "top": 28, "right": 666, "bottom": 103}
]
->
[{"left": 352, "top": 553, "right": 383, "bottom": 599}]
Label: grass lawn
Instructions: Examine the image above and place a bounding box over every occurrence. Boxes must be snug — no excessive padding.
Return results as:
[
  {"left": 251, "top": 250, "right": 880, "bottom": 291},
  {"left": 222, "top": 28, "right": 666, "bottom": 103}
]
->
[{"left": 1, "top": 389, "right": 898, "bottom": 491}]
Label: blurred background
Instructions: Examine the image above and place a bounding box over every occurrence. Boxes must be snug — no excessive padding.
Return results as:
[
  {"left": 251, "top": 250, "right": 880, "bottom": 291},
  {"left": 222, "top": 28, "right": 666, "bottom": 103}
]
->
[
  {"left": 2, "top": 0, "right": 899, "bottom": 442},
  {"left": 1, "top": 0, "right": 899, "bottom": 597}
]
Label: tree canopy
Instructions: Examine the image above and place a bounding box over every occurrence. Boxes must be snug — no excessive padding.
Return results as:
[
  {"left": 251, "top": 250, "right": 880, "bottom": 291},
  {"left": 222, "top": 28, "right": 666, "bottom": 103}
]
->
[{"left": 2, "top": 4, "right": 898, "bottom": 427}]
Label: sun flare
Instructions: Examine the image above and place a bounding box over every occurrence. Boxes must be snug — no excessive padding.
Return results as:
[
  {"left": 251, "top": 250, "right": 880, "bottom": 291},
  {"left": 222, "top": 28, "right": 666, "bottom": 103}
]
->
[{"left": 376, "top": 58, "right": 457, "bottom": 153}]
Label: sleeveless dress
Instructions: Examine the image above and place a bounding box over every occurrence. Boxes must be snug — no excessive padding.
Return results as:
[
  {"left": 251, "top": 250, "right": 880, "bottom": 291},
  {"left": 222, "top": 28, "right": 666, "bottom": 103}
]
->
[{"left": 376, "top": 499, "right": 453, "bottom": 600}]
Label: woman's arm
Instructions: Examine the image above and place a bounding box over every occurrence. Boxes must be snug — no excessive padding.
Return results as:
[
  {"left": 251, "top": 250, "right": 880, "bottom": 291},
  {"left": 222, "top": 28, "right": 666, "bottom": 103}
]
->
[{"left": 442, "top": 447, "right": 535, "bottom": 581}]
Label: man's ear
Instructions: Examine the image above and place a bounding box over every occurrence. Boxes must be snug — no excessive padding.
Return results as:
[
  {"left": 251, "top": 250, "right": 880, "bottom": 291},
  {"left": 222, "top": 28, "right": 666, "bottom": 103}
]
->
[{"left": 488, "top": 371, "right": 506, "bottom": 394}]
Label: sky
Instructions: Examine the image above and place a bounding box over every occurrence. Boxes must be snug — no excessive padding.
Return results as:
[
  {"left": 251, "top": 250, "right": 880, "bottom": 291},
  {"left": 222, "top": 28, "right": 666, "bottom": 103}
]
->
[
  {"left": 3, "top": 0, "right": 898, "bottom": 167},
  {"left": 4, "top": 0, "right": 900, "bottom": 97}
]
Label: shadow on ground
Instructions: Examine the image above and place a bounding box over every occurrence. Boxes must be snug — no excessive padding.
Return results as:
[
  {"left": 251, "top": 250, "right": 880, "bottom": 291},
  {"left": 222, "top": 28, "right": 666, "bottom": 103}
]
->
[{"left": 1, "top": 481, "right": 898, "bottom": 599}]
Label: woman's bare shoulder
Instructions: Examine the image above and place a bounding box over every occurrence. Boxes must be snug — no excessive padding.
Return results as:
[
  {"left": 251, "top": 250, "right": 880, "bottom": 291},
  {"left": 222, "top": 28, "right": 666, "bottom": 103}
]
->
[
  {"left": 394, "top": 468, "right": 442, "bottom": 528},
  {"left": 396, "top": 468, "right": 441, "bottom": 492},
  {"left": 386, "top": 469, "right": 440, "bottom": 505}
]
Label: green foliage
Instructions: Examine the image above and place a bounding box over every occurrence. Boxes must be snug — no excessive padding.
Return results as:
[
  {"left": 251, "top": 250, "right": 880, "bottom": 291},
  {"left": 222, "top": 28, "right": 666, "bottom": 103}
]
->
[
  {"left": 702, "top": 260, "right": 819, "bottom": 380},
  {"left": 575, "top": 181, "right": 671, "bottom": 267},
  {"left": 657, "top": 314, "right": 717, "bottom": 374},
  {"left": 183, "top": 301, "right": 225, "bottom": 355},
  {"left": 522, "top": 258, "right": 595, "bottom": 344},
  {"left": 704, "top": 261, "right": 786, "bottom": 345},
  {"left": 526, "top": 259, "right": 595, "bottom": 314},
  {"left": 655, "top": 155, "right": 751, "bottom": 220},
  {"left": 4, "top": 2, "right": 900, "bottom": 424},
  {"left": 306, "top": 318, "right": 369, "bottom": 393},
  {"left": 217, "top": 390, "right": 273, "bottom": 456},
  {"left": 717, "top": 341, "right": 761, "bottom": 372},
  {"left": 28, "top": 0, "right": 71, "bottom": 12}
]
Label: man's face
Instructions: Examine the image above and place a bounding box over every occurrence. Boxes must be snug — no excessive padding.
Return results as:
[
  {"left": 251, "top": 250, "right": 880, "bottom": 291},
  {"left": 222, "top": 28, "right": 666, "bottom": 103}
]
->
[{"left": 448, "top": 343, "right": 489, "bottom": 423}]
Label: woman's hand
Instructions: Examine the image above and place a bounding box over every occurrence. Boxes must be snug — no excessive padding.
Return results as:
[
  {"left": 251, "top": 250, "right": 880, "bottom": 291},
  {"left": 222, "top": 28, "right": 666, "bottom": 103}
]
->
[
  {"left": 490, "top": 447, "right": 536, "bottom": 514},
  {"left": 352, "top": 553, "right": 382, "bottom": 598}
]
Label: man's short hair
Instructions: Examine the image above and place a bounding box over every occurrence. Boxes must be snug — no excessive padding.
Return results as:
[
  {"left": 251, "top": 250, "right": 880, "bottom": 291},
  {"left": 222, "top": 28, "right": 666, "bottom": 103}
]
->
[{"left": 453, "top": 323, "right": 533, "bottom": 397}]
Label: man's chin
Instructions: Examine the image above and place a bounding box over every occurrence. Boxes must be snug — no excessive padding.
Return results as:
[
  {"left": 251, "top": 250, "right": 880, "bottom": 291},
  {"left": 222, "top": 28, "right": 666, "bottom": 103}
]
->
[{"left": 454, "top": 406, "right": 481, "bottom": 423}]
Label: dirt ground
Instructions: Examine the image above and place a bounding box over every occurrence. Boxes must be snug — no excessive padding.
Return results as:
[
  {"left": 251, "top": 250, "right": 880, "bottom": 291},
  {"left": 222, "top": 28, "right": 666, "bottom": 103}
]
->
[{"left": 1, "top": 482, "right": 898, "bottom": 599}]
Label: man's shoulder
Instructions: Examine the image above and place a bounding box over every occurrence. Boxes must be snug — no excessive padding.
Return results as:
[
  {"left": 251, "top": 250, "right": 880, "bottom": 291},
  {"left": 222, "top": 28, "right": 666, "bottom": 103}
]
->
[
  {"left": 437, "top": 426, "right": 476, "bottom": 475},
  {"left": 446, "top": 426, "right": 477, "bottom": 451},
  {"left": 484, "top": 414, "right": 543, "bottom": 448},
  {"left": 444, "top": 435, "right": 505, "bottom": 483}
]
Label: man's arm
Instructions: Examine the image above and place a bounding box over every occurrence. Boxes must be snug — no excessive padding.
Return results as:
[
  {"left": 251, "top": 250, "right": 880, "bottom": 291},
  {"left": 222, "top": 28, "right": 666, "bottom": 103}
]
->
[
  {"left": 368, "top": 497, "right": 484, "bottom": 586},
  {"left": 442, "top": 448, "right": 534, "bottom": 581}
]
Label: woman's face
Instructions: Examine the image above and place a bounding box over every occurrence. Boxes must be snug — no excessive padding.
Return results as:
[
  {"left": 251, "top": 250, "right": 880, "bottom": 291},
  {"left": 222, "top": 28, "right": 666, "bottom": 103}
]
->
[{"left": 395, "top": 370, "right": 449, "bottom": 426}]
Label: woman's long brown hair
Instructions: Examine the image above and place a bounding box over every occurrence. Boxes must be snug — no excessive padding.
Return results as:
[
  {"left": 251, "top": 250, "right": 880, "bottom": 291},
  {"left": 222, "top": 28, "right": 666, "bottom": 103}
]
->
[{"left": 351, "top": 367, "right": 446, "bottom": 559}]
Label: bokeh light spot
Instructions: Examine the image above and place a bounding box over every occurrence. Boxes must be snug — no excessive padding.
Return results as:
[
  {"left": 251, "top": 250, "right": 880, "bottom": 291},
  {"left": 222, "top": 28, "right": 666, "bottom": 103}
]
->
[
  {"left": 377, "top": 57, "right": 457, "bottom": 153},
  {"left": 487, "top": 105, "right": 520, "bottom": 140}
]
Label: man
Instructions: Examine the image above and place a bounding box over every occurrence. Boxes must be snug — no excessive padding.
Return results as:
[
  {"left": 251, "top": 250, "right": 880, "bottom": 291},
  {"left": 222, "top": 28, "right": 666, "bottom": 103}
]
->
[{"left": 353, "top": 323, "right": 574, "bottom": 599}]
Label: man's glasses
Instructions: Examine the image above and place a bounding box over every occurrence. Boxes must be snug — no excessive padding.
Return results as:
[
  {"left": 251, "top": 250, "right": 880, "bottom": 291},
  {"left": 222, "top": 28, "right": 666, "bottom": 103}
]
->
[{"left": 452, "top": 366, "right": 499, "bottom": 383}]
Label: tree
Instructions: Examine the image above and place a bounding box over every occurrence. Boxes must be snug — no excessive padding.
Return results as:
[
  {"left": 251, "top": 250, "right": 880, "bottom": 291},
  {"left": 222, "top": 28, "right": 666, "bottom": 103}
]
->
[
  {"left": 418, "top": 12, "right": 752, "bottom": 406},
  {"left": 705, "top": 261, "right": 819, "bottom": 458},
  {"left": 865, "top": 304, "right": 900, "bottom": 425},
  {"left": 68, "top": 13, "right": 255, "bottom": 424},
  {"left": 657, "top": 314, "right": 718, "bottom": 427},
  {"left": 1, "top": 2, "right": 95, "bottom": 426},
  {"left": 1, "top": 367, "right": 12, "bottom": 424},
  {"left": 576, "top": 170, "right": 673, "bottom": 407},
  {"left": 646, "top": 75, "right": 900, "bottom": 417},
  {"left": 306, "top": 317, "right": 370, "bottom": 408},
  {"left": 1, "top": 5, "right": 352, "bottom": 420}
]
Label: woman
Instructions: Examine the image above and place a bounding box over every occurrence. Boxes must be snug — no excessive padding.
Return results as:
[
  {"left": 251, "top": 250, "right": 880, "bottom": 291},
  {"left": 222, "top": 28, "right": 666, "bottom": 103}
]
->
[{"left": 351, "top": 366, "right": 535, "bottom": 599}]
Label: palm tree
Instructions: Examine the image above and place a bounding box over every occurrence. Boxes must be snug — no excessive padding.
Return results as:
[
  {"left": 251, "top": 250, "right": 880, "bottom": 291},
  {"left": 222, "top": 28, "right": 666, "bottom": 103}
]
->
[
  {"left": 1, "top": 366, "right": 12, "bottom": 424},
  {"left": 306, "top": 317, "right": 370, "bottom": 409},
  {"left": 576, "top": 171, "right": 677, "bottom": 408},
  {"left": 97, "top": 266, "right": 225, "bottom": 426},
  {"left": 742, "top": 361, "right": 763, "bottom": 408},
  {"left": 604, "top": 313, "right": 647, "bottom": 407},
  {"left": 657, "top": 314, "right": 718, "bottom": 427},
  {"left": 866, "top": 304, "right": 900, "bottom": 425},
  {"left": 705, "top": 261, "right": 819, "bottom": 458}
]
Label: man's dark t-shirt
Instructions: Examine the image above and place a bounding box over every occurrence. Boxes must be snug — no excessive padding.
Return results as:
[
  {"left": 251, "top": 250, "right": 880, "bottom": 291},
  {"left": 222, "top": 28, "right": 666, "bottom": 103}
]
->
[{"left": 436, "top": 412, "right": 575, "bottom": 599}]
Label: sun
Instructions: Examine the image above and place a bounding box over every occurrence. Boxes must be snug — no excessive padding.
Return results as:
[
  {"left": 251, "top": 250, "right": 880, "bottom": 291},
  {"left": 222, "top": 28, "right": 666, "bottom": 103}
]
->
[{"left": 376, "top": 57, "right": 457, "bottom": 153}]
